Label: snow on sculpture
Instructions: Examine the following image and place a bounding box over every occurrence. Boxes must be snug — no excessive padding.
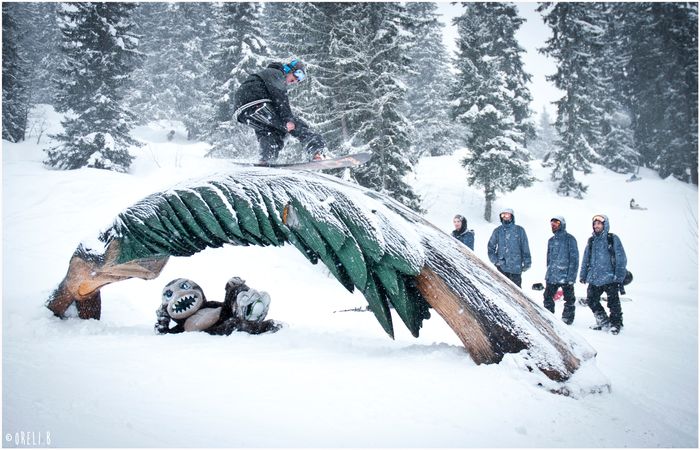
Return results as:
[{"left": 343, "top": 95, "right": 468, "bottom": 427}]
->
[{"left": 46, "top": 167, "right": 607, "bottom": 393}]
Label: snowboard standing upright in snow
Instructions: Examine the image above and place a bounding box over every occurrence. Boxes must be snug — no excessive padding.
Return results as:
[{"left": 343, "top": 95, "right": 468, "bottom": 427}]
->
[{"left": 233, "top": 58, "right": 327, "bottom": 165}]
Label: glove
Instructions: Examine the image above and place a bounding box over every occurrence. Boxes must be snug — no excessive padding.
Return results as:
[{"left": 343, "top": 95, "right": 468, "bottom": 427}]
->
[
  {"left": 619, "top": 283, "right": 626, "bottom": 295},
  {"left": 236, "top": 289, "right": 271, "bottom": 322}
]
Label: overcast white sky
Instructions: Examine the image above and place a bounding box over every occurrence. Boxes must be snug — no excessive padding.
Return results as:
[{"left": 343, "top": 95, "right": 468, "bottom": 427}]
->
[{"left": 436, "top": 2, "right": 563, "bottom": 123}]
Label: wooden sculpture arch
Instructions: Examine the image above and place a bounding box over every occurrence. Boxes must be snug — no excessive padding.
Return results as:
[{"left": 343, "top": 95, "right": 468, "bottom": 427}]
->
[{"left": 46, "top": 168, "right": 600, "bottom": 386}]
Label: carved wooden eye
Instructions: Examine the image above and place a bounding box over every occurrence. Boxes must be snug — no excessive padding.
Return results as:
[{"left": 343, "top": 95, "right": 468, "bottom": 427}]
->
[
  {"left": 164, "top": 289, "right": 173, "bottom": 298},
  {"left": 181, "top": 281, "right": 191, "bottom": 290}
]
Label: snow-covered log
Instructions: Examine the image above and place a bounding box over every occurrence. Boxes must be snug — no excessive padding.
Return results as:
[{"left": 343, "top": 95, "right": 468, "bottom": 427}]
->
[{"left": 46, "top": 168, "right": 603, "bottom": 388}]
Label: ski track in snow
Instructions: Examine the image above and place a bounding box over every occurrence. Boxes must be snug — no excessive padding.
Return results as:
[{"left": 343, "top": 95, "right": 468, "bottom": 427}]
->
[{"left": 3, "top": 112, "right": 698, "bottom": 447}]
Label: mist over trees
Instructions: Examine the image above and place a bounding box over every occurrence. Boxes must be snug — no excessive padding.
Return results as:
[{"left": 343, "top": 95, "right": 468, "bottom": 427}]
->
[{"left": 2, "top": 2, "right": 697, "bottom": 212}]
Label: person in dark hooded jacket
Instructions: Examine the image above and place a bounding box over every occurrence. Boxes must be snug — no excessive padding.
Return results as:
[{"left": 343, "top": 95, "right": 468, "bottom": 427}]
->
[
  {"left": 543, "top": 216, "right": 579, "bottom": 324},
  {"left": 487, "top": 208, "right": 531, "bottom": 287},
  {"left": 233, "top": 59, "right": 326, "bottom": 164},
  {"left": 451, "top": 214, "right": 475, "bottom": 250},
  {"left": 579, "top": 214, "right": 627, "bottom": 335}
]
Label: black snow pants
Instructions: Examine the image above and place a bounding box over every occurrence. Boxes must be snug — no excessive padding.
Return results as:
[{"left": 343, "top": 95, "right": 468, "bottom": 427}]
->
[
  {"left": 497, "top": 267, "right": 522, "bottom": 288},
  {"left": 543, "top": 282, "right": 576, "bottom": 323},
  {"left": 586, "top": 283, "right": 623, "bottom": 327},
  {"left": 238, "top": 103, "right": 325, "bottom": 162}
]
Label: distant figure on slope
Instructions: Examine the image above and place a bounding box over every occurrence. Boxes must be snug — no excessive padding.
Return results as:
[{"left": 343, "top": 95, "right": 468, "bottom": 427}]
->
[
  {"left": 233, "top": 58, "right": 326, "bottom": 165},
  {"left": 629, "top": 198, "right": 647, "bottom": 210},
  {"left": 487, "top": 208, "right": 531, "bottom": 288},
  {"left": 155, "top": 277, "right": 280, "bottom": 335},
  {"left": 451, "top": 214, "right": 475, "bottom": 250},
  {"left": 542, "top": 216, "right": 579, "bottom": 325},
  {"left": 579, "top": 214, "right": 627, "bottom": 335}
]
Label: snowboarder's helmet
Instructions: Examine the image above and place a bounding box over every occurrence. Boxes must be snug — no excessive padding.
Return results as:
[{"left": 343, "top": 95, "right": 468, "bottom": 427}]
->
[{"left": 283, "top": 59, "right": 306, "bottom": 82}]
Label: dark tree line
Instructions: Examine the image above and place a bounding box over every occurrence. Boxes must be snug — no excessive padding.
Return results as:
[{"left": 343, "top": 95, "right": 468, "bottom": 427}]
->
[
  {"left": 2, "top": 2, "right": 697, "bottom": 213},
  {"left": 539, "top": 2, "right": 698, "bottom": 197}
]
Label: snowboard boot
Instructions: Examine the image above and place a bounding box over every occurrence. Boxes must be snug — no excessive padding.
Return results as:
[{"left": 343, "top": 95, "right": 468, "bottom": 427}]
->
[
  {"left": 610, "top": 325, "right": 622, "bottom": 335},
  {"left": 589, "top": 311, "right": 610, "bottom": 331}
]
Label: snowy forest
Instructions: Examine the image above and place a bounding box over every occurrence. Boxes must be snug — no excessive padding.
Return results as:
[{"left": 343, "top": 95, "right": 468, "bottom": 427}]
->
[{"left": 2, "top": 2, "right": 698, "bottom": 220}]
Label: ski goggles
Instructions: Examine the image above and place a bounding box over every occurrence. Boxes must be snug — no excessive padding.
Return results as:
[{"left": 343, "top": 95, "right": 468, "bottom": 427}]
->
[
  {"left": 592, "top": 215, "right": 606, "bottom": 223},
  {"left": 293, "top": 69, "right": 306, "bottom": 82}
]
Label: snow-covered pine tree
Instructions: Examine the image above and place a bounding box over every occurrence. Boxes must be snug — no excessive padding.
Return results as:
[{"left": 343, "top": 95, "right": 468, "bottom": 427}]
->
[
  {"left": 404, "top": 2, "right": 461, "bottom": 158},
  {"left": 2, "top": 3, "right": 31, "bottom": 143},
  {"left": 14, "top": 2, "right": 62, "bottom": 105},
  {"left": 206, "top": 2, "right": 269, "bottom": 159},
  {"left": 128, "top": 3, "right": 181, "bottom": 126},
  {"left": 450, "top": 3, "right": 534, "bottom": 221},
  {"left": 342, "top": 3, "right": 421, "bottom": 210},
  {"left": 46, "top": 3, "right": 141, "bottom": 172},
  {"left": 596, "top": 3, "right": 639, "bottom": 174},
  {"left": 528, "top": 107, "right": 558, "bottom": 161},
  {"left": 644, "top": 4, "right": 697, "bottom": 184},
  {"left": 538, "top": 2, "right": 608, "bottom": 198}
]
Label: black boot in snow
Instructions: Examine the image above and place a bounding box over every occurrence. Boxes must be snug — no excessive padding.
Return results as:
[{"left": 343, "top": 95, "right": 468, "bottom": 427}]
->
[{"left": 589, "top": 312, "right": 610, "bottom": 331}]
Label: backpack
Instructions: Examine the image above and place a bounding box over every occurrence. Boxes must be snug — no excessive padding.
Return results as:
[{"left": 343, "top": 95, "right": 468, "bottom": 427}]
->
[{"left": 587, "top": 233, "right": 633, "bottom": 286}]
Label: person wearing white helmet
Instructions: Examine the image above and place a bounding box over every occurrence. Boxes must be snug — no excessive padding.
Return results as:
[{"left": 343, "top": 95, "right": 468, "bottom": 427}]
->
[{"left": 487, "top": 208, "right": 531, "bottom": 288}]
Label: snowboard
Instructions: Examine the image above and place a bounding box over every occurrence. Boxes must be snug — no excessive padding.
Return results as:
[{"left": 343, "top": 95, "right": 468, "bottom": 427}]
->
[
  {"left": 577, "top": 296, "right": 633, "bottom": 306},
  {"left": 248, "top": 152, "right": 372, "bottom": 170}
]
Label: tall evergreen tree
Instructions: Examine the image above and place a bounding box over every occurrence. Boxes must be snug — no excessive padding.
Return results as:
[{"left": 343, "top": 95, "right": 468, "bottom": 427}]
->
[
  {"left": 451, "top": 3, "right": 534, "bottom": 221},
  {"left": 596, "top": 3, "right": 639, "bottom": 174},
  {"left": 207, "top": 2, "right": 269, "bottom": 158},
  {"left": 2, "top": 3, "right": 31, "bottom": 143},
  {"left": 538, "top": 2, "right": 607, "bottom": 198},
  {"left": 46, "top": 3, "right": 142, "bottom": 172},
  {"left": 528, "top": 107, "right": 558, "bottom": 161},
  {"left": 343, "top": 3, "right": 421, "bottom": 210},
  {"left": 404, "top": 2, "right": 461, "bottom": 157},
  {"left": 643, "top": 3, "right": 698, "bottom": 183}
]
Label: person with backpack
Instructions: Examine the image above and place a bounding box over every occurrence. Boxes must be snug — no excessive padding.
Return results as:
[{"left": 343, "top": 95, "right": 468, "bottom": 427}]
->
[
  {"left": 543, "top": 216, "right": 579, "bottom": 324},
  {"left": 233, "top": 58, "right": 326, "bottom": 165},
  {"left": 487, "top": 208, "right": 531, "bottom": 288},
  {"left": 579, "top": 214, "right": 628, "bottom": 335},
  {"left": 451, "top": 214, "right": 475, "bottom": 250}
]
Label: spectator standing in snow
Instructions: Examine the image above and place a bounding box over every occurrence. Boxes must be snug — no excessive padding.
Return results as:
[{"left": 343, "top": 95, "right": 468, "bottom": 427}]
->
[
  {"left": 487, "top": 208, "right": 531, "bottom": 288},
  {"left": 579, "top": 214, "right": 628, "bottom": 335},
  {"left": 233, "top": 59, "right": 326, "bottom": 164},
  {"left": 451, "top": 214, "right": 475, "bottom": 250},
  {"left": 543, "top": 216, "right": 579, "bottom": 324}
]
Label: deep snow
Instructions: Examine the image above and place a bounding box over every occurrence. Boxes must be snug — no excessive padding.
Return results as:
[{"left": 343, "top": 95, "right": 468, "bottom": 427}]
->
[{"left": 3, "top": 108, "right": 698, "bottom": 447}]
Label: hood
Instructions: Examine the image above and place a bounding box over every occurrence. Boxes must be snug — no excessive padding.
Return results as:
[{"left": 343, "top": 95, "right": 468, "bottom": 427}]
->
[
  {"left": 551, "top": 215, "right": 567, "bottom": 232},
  {"left": 454, "top": 215, "right": 467, "bottom": 234},
  {"left": 266, "top": 62, "right": 285, "bottom": 72},
  {"left": 499, "top": 207, "right": 515, "bottom": 225},
  {"left": 593, "top": 214, "right": 610, "bottom": 235}
]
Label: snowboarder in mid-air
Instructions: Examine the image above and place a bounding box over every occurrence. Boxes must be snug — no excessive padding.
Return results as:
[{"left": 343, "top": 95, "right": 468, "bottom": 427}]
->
[{"left": 233, "top": 58, "right": 326, "bottom": 165}]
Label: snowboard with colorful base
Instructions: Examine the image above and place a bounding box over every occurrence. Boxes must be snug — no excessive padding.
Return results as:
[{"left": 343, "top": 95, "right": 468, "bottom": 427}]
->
[{"left": 252, "top": 152, "right": 372, "bottom": 170}]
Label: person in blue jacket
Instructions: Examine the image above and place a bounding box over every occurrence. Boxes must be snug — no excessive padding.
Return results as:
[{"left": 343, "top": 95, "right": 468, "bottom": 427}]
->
[
  {"left": 579, "top": 214, "right": 627, "bottom": 335},
  {"left": 451, "top": 214, "right": 475, "bottom": 250},
  {"left": 543, "top": 216, "right": 579, "bottom": 324},
  {"left": 487, "top": 208, "right": 531, "bottom": 288}
]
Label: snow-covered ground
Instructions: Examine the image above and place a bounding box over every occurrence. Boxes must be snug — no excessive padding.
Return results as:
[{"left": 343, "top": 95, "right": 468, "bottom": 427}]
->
[{"left": 3, "top": 107, "right": 698, "bottom": 447}]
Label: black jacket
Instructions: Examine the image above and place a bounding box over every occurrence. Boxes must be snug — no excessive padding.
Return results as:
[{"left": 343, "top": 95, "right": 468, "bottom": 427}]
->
[{"left": 234, "top": 62, "right": 294, "bottom": 123}]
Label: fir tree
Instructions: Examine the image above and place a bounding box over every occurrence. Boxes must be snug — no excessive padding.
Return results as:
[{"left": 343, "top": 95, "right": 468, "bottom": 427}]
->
[
  {"left": 207, "top": 2, "right": 269, "bottom": 159},
  {"left": 46, "top": 3, "right": 142, "bottom": 172},
  {"left": 451, "top": 3, "right": 534, "bottom": 221},
  {"left": 539, "top": 2, "right": 607, "bottom": 198},
  {"left": 2, "top": 3, "right": 31, "bottom": 143},
  {"left": 646, "top": 3, "right": 698, "bottom": 183},
  {"left": 597, "top": 3, "right": 639, "bottom": 174},
  {"left": 528, "top": 107, "right": 558, "bottom": 161},
  {"left": 404, "top": 2, "right": 461, "bottom": 158},
  {"left": 344, "top": 3, "right": 421, "bottom": 210}
]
